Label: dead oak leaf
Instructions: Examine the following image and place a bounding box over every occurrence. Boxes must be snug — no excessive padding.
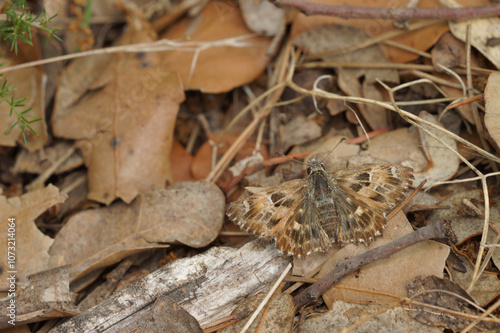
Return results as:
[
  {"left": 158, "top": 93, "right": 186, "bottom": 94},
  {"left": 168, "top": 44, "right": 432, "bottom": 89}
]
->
[
  {"left": 52, "top": 19, "right": 185, "bottom": 204},
  {"left": 0, "top": 184, "right": 66, "bottom": 282}
]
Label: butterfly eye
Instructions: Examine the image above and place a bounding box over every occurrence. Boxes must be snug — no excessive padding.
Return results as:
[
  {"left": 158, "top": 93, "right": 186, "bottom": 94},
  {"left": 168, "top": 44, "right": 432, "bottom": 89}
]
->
[{"left": 307, "top": 167, "right": 312, "bottom": 174}]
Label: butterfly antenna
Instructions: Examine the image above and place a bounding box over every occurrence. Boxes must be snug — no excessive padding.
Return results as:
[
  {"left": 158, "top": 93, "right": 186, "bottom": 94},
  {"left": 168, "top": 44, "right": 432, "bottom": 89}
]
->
[{"left": 319, "top": 137, "right": 347, "bottom": 164}]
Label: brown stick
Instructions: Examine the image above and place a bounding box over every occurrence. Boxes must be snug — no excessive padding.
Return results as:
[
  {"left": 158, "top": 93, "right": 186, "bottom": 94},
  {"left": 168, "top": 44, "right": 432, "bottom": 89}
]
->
[
  {"left": 271, "top": 0, "right": 500, "bottom": 20},
  {"left": 294, "top": 219, "right": 448, "bottom": 309}
]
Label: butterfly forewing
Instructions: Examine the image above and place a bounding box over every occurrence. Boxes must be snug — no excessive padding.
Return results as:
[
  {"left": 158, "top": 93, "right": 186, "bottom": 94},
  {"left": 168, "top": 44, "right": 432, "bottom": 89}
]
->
[
  {"left": 227, "top": 159, "right": 414, "bottom": 256},
  {"left": 227, "top": 179, "right": 332, "bottom": 256}
]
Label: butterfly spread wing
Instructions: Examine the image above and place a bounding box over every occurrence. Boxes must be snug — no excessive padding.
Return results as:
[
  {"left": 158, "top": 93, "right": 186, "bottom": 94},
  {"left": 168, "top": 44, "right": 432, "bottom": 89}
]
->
[
  {"left": 227, "top": 179, "right": 331, "bottom": 256},
  {"left": 227, "top": 164, "right": 414, "bottom": 256},
  {"left": 328, "top": 165, "right": 414, "bottom": 244}
]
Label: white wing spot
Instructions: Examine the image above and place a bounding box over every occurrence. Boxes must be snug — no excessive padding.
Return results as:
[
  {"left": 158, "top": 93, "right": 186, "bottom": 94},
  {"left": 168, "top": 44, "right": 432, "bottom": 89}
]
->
[
  {"left": 355, "top": 206, "right": 364, "bottom": 216},
  {"left": 390, "top": 166, "right": 397, "bottom": 177},
  {"left": 293, "top": 221, "right": 301, "bottom": 230}
]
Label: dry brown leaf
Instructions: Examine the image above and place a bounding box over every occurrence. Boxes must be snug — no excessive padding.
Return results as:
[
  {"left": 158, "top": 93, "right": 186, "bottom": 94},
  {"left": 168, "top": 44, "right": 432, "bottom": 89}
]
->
[
  {"left": 413, "top": 111, "right": 459, "bottom": 188},
  {"left": 142, "top": 296, "right": 202, "bottom": 332},
  {"left": 484, "top": 71, "right": 500, "bottom": 148},
  {"left": 319, "top": 211, "right": 449, "bottom": 306},
  {"left": 218, "top": 289, "right": 294, "bottom": 333},
  {"left": 302, "top": 300, "right": 441, "bottom": 333},
  {"left": 454, "top": 256, "right": 500, "bottom": 307},
  {"left": 407, "top": 275, "right": 500, "bottom": 332},
  {"left": 0, "top": 266, "right": 77, "bottom": 329},
  {"left": 160, "top": 1, "right": 273, "bottom": 93},
  {"left": 431, "top": 32, "right": 480, "bottom": 70},
  {"left": 0, "top": 184, "right": 66, "bottom": 282},
  {"left": 12, "top": 141, "right": 83, "bottom": 175},
  {"left": 52, "top": 19, "right": 185, "bottom": 204},
  {"left": 290, "top": 0, "right": 450, "bottom": 63},
  {"left": 280, "top": 115, "right": 322, "bottom": 152},
  {"left": 445, "top": 0, "right": 500, "bottom": 69},
  {"left": 256, "top": 288, "right": 294, "bottom": 333},
  {"left": 428, "top": 189, "right": 500, "bottom": 273},
  {"left": 239, "top": 0, "right": 285, "bottom": 36},
  {"left": 0, "top": 59, "right": 47, "bottom": 151},
  {"left": 49, "top": 181, "right": 225, "bottom": 281},
  {"left": 360, "top": 128, "right": 427, "bottom": 167}
]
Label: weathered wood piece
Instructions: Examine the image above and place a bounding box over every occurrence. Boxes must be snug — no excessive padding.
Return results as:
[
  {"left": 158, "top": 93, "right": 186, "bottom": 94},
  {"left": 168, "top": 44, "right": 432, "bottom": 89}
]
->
[{"left": 50, "top": 240, "right": 290, "bottom": 332}]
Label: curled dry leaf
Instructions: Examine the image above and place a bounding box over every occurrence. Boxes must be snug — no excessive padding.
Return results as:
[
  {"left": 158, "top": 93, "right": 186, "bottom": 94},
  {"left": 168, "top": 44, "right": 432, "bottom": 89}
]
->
[
  {"left": 484, "top": 71, "right": 500, "bottom": 148},
  {"left": 319, "top": 211, "right": 449, "bottom": 306},
  {"left": 52, "top": 17, "right": 185, "bottom": 204},
  {"left": 0, "top": 184, "right": 66, "bottom": 282},
  {"left": 49, "top": 181, "right": 225, "bottom": 281},
  {"left": 413, "top": 111, "right": 459, "bottom": 188}
]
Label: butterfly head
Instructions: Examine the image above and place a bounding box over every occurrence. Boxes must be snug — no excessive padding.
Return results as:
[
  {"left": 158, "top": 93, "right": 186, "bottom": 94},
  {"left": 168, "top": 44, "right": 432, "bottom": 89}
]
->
[{"left": 306, "top": 158, "right": 326, "bottom": 175}]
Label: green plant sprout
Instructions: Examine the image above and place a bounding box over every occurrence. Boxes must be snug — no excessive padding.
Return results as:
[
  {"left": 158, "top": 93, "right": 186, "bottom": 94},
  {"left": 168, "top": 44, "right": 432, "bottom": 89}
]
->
[{"left": 0, "top": 0, "right": 61, "bottom": 144}]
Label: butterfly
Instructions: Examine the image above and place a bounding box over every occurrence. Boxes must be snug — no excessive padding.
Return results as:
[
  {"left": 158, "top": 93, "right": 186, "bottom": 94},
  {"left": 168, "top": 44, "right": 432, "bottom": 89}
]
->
[{"left": 227, "top": 158, "right": 414, "bottom": 256}]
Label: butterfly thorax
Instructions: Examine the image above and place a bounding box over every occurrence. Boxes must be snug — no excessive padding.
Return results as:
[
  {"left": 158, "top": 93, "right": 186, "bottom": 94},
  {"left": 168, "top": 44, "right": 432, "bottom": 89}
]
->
[{"left": 306, "top": 159, "right": 332, "bottom": 203}]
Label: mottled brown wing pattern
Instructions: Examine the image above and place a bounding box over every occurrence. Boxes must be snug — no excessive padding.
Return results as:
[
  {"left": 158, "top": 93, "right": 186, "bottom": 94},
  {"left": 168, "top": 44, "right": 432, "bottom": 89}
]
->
[
  {"left": 328, "top": 165, "right": 414, "bottom": 244},
  {"left": 227, "top": 159, "right": 414, "bottom": 257},
  {"left": 227, "top": 179, "right": 331, "bottom": 256}
]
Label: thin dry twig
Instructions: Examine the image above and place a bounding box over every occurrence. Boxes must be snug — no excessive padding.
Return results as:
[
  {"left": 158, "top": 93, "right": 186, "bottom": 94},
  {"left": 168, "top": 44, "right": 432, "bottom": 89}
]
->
[
  {"left": 271, "top": 0, "right": 500, "bottom": 20},
  {"left": 0, "top": 34, "right": 260, "bottom": 75}
]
